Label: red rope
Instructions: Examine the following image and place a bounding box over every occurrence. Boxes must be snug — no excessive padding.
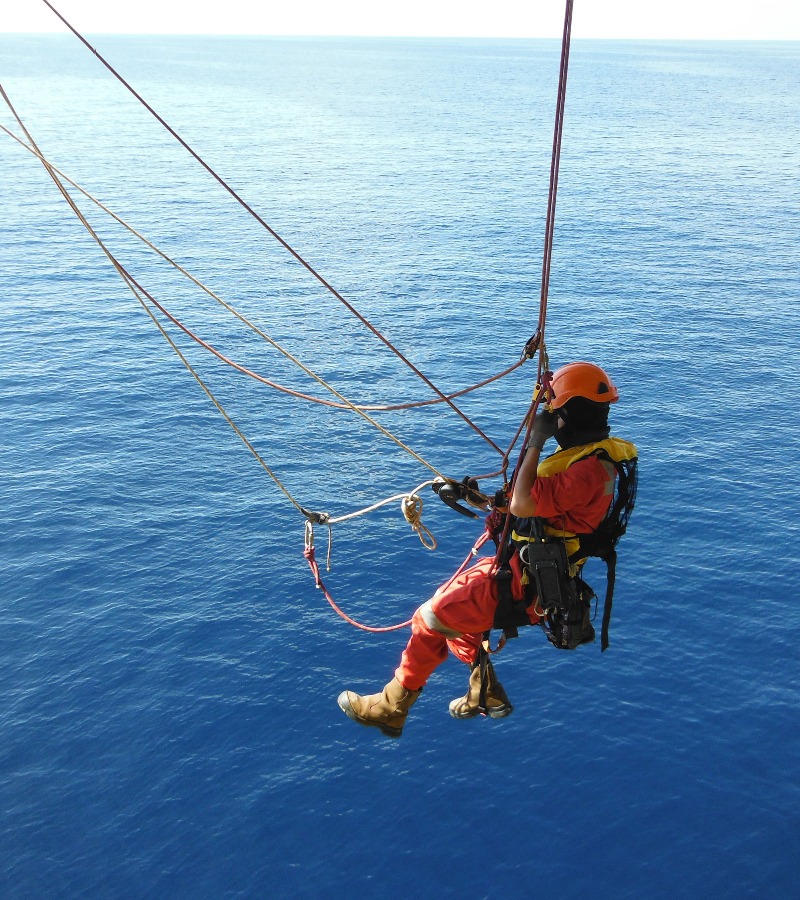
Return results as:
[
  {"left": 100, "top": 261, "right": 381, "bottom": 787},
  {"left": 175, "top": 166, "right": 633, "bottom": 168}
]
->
[
  {"left": 305, "top": 526, "right": 495, "bottom": 633},
  {"left": 304, "top": 546, "right": 412, "bottom": 633},
  {"left": 435, "top": 529, "right": 495, "bottom": 589},
  {"left": 491, "top": 368, "right": 554, "bottom": 567},
  {"left": 43, "top": 0, "right": 575, "bottom": 630},
  {"left": 489, "top": 1, "right": 574, "bottom": 565},
  {"left": 40, "top": 0, "right": 503, "bottom": 456},
  {"left": 302, "top": 0, "right": 577, "bottom": 622}
]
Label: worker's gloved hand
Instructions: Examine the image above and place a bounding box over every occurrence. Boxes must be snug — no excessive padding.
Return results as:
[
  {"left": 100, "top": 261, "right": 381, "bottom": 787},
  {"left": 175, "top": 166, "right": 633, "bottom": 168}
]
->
[{"left": 528, "top": 409, "right": 557, "bottom": 450}]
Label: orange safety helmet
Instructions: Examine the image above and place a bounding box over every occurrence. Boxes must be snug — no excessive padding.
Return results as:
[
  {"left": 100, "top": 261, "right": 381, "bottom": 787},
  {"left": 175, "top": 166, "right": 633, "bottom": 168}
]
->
[{"left": 549, "top": 361, "right": 619, "bottom": 409}]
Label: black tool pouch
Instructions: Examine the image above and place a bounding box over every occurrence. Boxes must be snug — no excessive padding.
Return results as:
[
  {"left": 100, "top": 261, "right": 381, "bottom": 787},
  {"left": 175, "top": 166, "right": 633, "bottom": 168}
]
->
[
  {"left": 519, "top": 537, "right": 573, "bottom": 611},
  {"left": 518, "top": 525, "right": 595, "bottom": 651}
]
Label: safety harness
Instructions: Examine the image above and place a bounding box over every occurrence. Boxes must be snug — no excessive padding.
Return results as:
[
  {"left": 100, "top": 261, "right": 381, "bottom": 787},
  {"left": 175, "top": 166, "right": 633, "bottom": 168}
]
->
[{"left": 489, "top": 438, "right": 638, "bottom": 652}]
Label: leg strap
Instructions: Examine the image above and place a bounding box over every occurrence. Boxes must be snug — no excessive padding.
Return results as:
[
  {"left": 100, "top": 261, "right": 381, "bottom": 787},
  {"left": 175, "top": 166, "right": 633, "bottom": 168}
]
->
[{"left": 477, "top": 644, "right": 490, "bottom": 713}]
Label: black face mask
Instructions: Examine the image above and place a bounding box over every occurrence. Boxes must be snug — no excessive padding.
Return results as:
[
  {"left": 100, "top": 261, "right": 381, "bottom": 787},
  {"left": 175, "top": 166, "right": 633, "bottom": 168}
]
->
[
  {"left": 555, "top": 422, "right": 610, "bottom": 449},
  {"left": 554, "top": 399, "right": 611, "bottom": 449},
  {"left": 554, "top": 420, "right": 574, "bottom": 448}
]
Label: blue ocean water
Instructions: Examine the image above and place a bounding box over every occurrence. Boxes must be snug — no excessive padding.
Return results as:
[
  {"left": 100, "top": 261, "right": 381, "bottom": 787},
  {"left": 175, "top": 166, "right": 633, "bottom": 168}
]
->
[{"left": 2, "top": 33, "right": 799, "bottom": 898}]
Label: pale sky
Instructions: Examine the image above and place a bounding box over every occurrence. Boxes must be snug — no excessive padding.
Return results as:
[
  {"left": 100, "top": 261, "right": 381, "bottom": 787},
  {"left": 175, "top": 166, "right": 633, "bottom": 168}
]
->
[{"left": 4, "top": 0, "right": 800, "bottom": 40}]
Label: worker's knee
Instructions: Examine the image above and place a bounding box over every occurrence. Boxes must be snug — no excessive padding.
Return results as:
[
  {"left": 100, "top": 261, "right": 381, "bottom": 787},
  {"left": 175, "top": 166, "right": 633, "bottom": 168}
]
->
[{"left": 419, "top": 599, "right": 462, "bottom": 638}]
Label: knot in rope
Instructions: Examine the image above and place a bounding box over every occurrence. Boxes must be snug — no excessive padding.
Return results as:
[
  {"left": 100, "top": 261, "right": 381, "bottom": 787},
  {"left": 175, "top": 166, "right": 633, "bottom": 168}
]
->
[{"left": 401, "top": 494, "right": 437, "bottom": 550}]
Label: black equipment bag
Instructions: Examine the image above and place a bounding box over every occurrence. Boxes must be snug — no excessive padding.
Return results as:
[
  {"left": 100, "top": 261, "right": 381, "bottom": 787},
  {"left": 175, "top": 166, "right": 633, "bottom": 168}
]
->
[{"left": 519, "top": 525, "right": 596, "bottom": 650}]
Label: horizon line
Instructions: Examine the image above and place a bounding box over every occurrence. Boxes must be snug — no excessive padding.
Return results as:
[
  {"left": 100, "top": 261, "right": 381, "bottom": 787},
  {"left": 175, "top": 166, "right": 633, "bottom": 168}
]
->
[{"left": 3, "top": 32, "right": 799, "bottom": 42}]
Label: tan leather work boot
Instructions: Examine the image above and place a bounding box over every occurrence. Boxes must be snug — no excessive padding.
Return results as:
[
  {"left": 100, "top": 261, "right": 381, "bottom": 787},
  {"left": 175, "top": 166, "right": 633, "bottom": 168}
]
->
[
  {"left": 449, "top": 660, "right": 513, "bottom": 719},
  {"left": 337, "top": 677, "right": 421, "bottom": 738}
]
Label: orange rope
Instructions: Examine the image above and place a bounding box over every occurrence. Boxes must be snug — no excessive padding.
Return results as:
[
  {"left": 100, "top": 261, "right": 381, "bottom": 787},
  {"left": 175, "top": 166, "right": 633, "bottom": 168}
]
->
[
  {"left": 26, "top": 0, "right": 577, "bottom": 634},
  {"left": 538, "top": 0, "right": 573, "bottom": 351},
  {"left": 2, "top": 121, "right": 529, "bottom": 418}
]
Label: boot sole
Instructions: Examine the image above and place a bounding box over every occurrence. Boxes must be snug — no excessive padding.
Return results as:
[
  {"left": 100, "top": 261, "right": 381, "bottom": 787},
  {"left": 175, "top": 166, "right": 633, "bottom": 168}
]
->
[
  {"left": 449, "top": 703, "right": 513, "bottom": 720},
  {"left": 337, "top": 692, "right": 403, "bottom": 738},
  {"left": 449, "top": 703, "right": 480, "bottom": 719}
]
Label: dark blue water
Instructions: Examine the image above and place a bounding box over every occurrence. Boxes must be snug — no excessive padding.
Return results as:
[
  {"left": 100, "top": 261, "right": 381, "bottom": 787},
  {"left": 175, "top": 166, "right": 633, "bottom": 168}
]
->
[{"left": 2, "top": 35, "right": 799, "bottom": 898}]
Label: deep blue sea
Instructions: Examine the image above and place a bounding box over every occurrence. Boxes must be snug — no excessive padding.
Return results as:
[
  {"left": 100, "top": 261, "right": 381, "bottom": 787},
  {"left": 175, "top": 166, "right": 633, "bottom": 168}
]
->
[{"left": 2, "top": 34, "right": 799, "bottom": 898}]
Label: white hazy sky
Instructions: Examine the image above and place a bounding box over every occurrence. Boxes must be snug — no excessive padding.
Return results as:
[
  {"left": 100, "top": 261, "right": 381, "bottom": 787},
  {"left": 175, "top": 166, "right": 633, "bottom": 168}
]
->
[{"left": 4, "top": 0, "right": 800, "bottom": 40}]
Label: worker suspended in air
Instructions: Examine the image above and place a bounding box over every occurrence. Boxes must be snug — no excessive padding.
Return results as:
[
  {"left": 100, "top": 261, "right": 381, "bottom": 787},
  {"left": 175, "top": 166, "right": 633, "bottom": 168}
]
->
[{"left": 337, "top": 361, "right": 638, "bottom": 737}]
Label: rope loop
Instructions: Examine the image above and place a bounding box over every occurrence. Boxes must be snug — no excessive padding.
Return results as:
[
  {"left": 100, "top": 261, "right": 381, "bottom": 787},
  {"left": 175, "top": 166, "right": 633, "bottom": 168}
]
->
[
  {"left": 481, "top": 633, "right": 508, "bottom": 655},
  {"left": 401, "top": 494, "right": 438, "bottom": 551},
  {"left": 24, "top": 0, "right": 578, "bottom": 641},
  {"left": 304, "top": 519, "right": 316, "bottom": 552}
]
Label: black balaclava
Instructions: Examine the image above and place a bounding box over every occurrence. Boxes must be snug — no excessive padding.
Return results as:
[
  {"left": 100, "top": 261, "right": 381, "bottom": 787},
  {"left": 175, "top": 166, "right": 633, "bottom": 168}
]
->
[{"left": 554, "top": 397, "right": 611, "bottom": 449}]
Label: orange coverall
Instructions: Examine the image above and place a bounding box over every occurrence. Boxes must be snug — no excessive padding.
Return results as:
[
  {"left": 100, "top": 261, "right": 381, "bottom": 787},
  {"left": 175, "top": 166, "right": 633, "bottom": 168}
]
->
[{"left": 395, "top": 455, "right": 613, "bottom": 690}]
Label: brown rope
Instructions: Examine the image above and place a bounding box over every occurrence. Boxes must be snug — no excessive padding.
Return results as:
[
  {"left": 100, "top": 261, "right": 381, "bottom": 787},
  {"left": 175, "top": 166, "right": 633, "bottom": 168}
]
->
[
  {"left": 538, "top": 0, "right": 573, "bottom": 352},
  {"left": 3, "top": 120, "right": 530, "bottom": 415},
  {"left": 39, "top": 0, "right": 504, "bottom": 456},
  {"left": 492, "top": 0, "right": 575, "bottom": 564}
]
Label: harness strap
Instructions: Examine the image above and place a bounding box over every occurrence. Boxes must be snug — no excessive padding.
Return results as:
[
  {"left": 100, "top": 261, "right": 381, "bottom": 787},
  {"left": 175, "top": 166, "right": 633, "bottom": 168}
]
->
[
  {"left": 493, "top": 565, "right": 520, "bottom": 642},
  {"left": 477, "top": 645, "right": 490, "bottom": 712},
  {"left": 600, "top": 549, "right": 616, "bottom": 652}
]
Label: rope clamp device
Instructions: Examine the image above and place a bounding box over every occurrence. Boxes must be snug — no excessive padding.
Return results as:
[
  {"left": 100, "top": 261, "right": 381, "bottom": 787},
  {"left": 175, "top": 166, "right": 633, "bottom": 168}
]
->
[
  {"left": 432, "top": 477, "right": 490, "bottom": 520},
  {"left": 301, "top": 508, "right": 330, "bottom": 526},
  {"left": 521, "top": 330, "right": 541, "bottom": 361}
]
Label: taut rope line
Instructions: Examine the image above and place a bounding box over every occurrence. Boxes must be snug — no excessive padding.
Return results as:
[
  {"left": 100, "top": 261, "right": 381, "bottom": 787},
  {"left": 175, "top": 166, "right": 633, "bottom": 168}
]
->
[
  {"left": 0, "top": 84, "right": 456, "bottom": 537},
  {"left": 5, "top": 121, "right": 532, "bottom": 415},
  {"left": 11, "top": 0, "right": 577, "bottom": 632},
  {"left": 491, "top": 0, "right": 575, "bottom": 568},
  {"left": 537, "top": 0, "right": 573, "bottom": 355},
  {"left": 39, "top": 0, "right": 504, "bottom": 457},
  {"left": 1, "top": 83, "right": 461, "bottom": 632}
]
